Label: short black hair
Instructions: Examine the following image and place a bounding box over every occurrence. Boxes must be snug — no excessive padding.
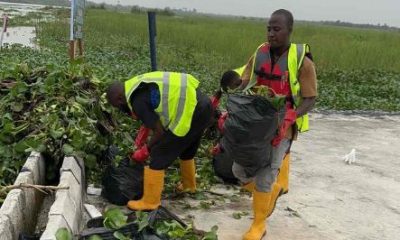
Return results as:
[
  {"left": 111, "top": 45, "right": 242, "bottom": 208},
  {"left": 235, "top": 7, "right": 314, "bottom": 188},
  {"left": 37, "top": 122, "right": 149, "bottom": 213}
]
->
[
  {"left": 106, "top": 81, "right": 124, "bottom": 102},
  {"left": 220, "top": 70, "right": 240, "bottom": 92},
  {"left": 272, "top": 9, "right": 294, "bottom": 29}
]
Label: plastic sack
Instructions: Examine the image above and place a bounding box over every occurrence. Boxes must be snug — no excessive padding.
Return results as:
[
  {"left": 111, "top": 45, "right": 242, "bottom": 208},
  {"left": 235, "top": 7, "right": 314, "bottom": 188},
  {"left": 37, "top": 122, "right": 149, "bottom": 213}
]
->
[
  {"left": 213, "top": 151, "right": 238, "bottom": 184},
  {"left": 217, "top": 94, "right": 284, "bottom": 178},
  {"left": 101, "top": 158, "right": 144, "bottom": 205},
  {"left": 18, "top": 233, "right": 40, "bottom": 240}
]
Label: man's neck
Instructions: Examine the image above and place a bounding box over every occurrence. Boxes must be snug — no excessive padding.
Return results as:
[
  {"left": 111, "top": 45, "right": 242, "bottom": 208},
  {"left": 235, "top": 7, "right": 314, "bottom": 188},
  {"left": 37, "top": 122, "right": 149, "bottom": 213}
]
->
[{"left": 270, "top": 43, "right": 290, "bottom": 58}]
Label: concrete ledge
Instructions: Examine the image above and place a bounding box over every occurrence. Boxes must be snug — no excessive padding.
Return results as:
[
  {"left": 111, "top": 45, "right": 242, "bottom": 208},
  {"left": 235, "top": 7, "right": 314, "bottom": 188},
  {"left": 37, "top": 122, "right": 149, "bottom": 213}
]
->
[
  {"left": 40, "top": 156, "right": 85, "bottom": 239},
  {"left": 0, "top": 215, "right": 13, "bottom": 240},
  {"left": 0, "top": 190, "right": 25, "bottom": 239},
  {"left": 21, "top": 151, "right": 46, "bottom": 185},
  {"left": 40, "top": 215, "right": 71, "bottom": 240},
  {"left": 0, "top": 151, "right": 45, "bottom": 240}
]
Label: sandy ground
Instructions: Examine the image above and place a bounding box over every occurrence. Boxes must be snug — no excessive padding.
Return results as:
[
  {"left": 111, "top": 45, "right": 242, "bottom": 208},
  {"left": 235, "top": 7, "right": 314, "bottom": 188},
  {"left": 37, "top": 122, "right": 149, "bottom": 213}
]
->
[{"left": 164, "top": 112, "right": 400, "bottom": 240}]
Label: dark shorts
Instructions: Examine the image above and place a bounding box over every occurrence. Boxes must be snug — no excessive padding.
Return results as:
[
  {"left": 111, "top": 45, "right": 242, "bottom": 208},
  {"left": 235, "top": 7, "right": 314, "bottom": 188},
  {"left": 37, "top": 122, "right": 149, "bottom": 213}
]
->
[{"left": 149, "top": 91, "right": 213, "bottom": 170}]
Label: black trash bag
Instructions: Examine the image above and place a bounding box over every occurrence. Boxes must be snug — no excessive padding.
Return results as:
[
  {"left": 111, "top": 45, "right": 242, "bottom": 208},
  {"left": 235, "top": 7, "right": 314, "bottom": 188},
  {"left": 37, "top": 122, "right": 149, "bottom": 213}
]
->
[
  {"left": 218, "top": 94, "right": 284, "bottom": 178},
  {"left": 147, "top": 206, "right": 187, "bottom": 228},
  {"left": 79, "top": 207, "right": 186, "bottom": 240},
  {"left": 101, "top": 157, "right": 144, "bottom": 205},
  {"left": 18, "top": 233, "right": 40, "bottom": 240},
  {"left": 213, "top": 151, "right": 238, "bottom": 184},
  {"left": 79, "top": 222, "right": 164, "bottom": 240}
]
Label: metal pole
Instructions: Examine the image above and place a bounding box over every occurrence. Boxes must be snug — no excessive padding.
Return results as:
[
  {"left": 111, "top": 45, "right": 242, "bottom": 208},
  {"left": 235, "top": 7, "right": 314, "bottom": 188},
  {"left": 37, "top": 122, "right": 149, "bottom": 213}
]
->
[
  {"left": 147, "top": 11, "right": 157, "bottom": 71},
  {"left": 70, "top": 0, "right": 75, "bottom": 41},
  {"left": 69, "top": 0, "right": 75, "bottom": 60},
  {"left": 0, "top": 15, "right": 8, "bottom": 50}
]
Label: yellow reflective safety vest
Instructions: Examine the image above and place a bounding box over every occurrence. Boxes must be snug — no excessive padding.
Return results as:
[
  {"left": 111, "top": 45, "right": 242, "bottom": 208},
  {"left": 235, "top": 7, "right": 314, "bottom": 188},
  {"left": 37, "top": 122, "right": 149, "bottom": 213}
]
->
[
  {"left": 233, "top": 65, "right": 246, "bottom": 77},
  {"left": 125, "top": 71, "right": 199, "bottom": 137},
  {"left": 244, "top": 43, "right": 310, "bottom": 132}
]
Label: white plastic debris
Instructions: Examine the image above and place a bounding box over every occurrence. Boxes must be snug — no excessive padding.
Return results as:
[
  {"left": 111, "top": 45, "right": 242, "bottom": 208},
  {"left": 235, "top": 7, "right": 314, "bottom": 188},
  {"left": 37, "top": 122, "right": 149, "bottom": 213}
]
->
[
  {"left": 343, "top": 149, "right": 356, "bottom": 165},
  {"left": 87, "top": 184, "right": 102, "bottom": 196},
  {"left": 84, "top": 204, "right": 102, "bottom": 219}
]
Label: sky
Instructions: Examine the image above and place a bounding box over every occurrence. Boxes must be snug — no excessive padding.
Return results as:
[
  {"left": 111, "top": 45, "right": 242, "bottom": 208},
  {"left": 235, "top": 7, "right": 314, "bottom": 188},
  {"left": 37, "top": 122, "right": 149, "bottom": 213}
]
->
[{"left": 90, "top": 0, "right": 400, "bottom": 27}]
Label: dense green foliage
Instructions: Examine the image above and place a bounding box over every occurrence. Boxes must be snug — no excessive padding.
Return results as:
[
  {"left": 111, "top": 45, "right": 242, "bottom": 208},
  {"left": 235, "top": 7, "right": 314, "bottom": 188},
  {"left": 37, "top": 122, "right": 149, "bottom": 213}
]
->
[
  {"left": 80, "top": 9, "right": 400, "bottom": 71},
  {"left": 38, "top": 9, "right": 400, "bottom": 111}
]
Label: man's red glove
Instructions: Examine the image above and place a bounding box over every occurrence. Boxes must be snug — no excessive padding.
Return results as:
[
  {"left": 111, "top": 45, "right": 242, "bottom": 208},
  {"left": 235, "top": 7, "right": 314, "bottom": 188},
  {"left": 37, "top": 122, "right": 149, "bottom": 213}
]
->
[
  {"left": 211, "top": 143, "right": 221, "bottom": 155},
  {"left": 134, "top": 126, "right": 150, "bottom": 148},
  {"left": 271, "top": 122, "right": 288, "bottom": 146},
  {"left": 285, "top": 109, "right": 297, "bottom": 124},
  {"left": 218, "top": 111, "right": 228, "bottom": 133},
  {"left": 131, "top": 144, "right": 150, "bottom": 162},
  {"left": 210, "top": 96, "right": 220, "bottom": 109},
  {"left": 271, "top": 109, "right": 297, "bottom": 147}
]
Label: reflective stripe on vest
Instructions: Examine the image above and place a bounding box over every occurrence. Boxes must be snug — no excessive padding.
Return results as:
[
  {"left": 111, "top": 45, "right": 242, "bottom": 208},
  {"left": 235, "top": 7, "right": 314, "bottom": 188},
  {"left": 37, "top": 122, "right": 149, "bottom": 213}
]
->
[
  {"left": 233, "top": 65, "right": 246, "bottom": 77},
  {"left": 125, "top": 71, "right": 199, "bottom": 137},
  {"left": 246, "top": 43, "right": 310, "bottom": 132}
]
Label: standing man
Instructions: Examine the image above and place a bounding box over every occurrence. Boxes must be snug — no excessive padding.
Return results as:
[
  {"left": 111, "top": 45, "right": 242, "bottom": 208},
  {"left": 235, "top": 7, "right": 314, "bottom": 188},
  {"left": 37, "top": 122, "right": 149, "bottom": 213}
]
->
[
  {"left": 237, "top": 9, "right": 317, "bottom": 240},
  {"left": 106, "top": 71, "right": 212, "bottom": 211}
]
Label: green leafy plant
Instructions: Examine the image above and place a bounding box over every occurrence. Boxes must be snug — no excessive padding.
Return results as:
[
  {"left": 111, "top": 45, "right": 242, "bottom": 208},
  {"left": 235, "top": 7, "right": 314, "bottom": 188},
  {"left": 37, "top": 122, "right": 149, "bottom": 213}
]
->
[
  {"left": 113, "top": 231, "right": 131, "bottom": 240},
  {"left": 102, "top": 208, "right": 131, "bottom": 240},
  {"left": 103, "top": 208, "right": 128, "bottom": 230},
  {"left": 88, "top": 235, "right": 103, "bottom": 240},
  {"left": 134, "top": 211, "right": 150, "bottom": 232},
  {"left": 232, "top": 211, "right": 249, "bottom": 220},
  {"left": 55, "top": 228, "right": 72, "bottom": 240},
  {"left": 155, "top": 220, "right": 188, "bottom": 238},
  {"left": 202, "top": 226, "right": 218, "bottom": 240}
]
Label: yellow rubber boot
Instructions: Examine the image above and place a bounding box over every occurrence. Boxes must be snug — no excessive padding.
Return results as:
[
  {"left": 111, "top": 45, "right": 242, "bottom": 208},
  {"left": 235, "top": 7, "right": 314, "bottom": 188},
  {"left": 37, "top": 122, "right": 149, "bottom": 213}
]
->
[
  {"left": 179, "top": 159, "right": 197, "bottom": 193},
  {"left": 277, "top": 153, "right": 290, "bottom": 194},
  {"left": 266, "top": 183, "right": 283, "bottom": 217},
  {"left": 241, "top": 181, "right": 255, "bottom": 193},
  {"left": 127, "top": 166, "right": 164, "bottom": 211},
  {"left": 243, "top": 190, "right": 272, "bottom": 240}
]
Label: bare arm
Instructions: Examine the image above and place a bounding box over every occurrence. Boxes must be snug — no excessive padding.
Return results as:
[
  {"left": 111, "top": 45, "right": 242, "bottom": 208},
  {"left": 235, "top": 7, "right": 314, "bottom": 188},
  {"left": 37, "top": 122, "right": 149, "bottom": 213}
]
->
[
  {"left": 296, "top": 97, "right": 316, "bottom": 117},
  {"left": 296, "top": 57, "right": 317, "bottom": 117}
]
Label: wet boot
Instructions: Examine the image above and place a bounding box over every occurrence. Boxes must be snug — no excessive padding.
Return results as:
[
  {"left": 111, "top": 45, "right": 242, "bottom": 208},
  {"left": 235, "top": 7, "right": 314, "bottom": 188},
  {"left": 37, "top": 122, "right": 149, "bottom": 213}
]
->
[
  {"left": 127, "top": 166, "right": 164, "bottom": 211},
  {"left": 241, "top": 181, "right": 255, "bottom": 193},
  {"left": 267, "top": 182, "right": 283, "bottom": 217},
  {"left": 243, "top": 190, "right": 272, "bottom": 240},
  {"left": 177, "top": 159, "right": 197, "bottom": 193},
  {"left": 277, "top": 153, "right": 290, "bottom": 194}
]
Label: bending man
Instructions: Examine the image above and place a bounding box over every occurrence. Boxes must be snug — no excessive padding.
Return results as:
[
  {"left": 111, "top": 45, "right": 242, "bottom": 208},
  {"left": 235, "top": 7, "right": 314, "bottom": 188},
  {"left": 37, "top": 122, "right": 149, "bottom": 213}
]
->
[{"left": 106, "top": 71, "right": 212, "bottom": 211}]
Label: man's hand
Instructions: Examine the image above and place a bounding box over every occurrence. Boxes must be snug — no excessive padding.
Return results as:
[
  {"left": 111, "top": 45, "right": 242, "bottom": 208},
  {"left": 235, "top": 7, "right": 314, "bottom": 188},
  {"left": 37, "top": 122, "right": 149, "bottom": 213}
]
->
[
  {"left": 218, "top": 112, "right": 228, "bottom": 133},
  {"left": 211, "top": 143, "right": 221, "bottom": 155},
  {"left": 295, "top": 97, "right": 316, "bottom": 117},
  {"left": 132, "top": 144, "right": 150, "bottom": 162},
  {"left": 285, "top": 109, "right": 297, "bottom": 124},
  {"left": 271, "top": 108, "right": 297, "bottom": 146},
  {"left": 271, "top": 121, "right": 289, "bottom": 147},
  {"left": 134, "top": 126, "right": 150, "bottom": 148},
  {"left": 210, "top": 96, "right": 220, "bottom": 109}
]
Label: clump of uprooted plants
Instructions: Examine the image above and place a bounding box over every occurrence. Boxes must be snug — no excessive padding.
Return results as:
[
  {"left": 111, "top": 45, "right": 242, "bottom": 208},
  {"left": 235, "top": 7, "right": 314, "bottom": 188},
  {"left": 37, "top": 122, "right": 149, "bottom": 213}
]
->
[
  {"left": 0, "top": 60, "right": 221, "bottom": 206},
  {"left": 0, "top": 61, "right": 135, "bottom": 188}
]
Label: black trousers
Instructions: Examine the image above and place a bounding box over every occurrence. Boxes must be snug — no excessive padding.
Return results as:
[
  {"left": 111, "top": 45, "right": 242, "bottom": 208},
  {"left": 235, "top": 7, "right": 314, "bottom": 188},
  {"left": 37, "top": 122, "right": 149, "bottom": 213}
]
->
[{"left": 149, "top": 92, "right": 213, "bottom": 170}]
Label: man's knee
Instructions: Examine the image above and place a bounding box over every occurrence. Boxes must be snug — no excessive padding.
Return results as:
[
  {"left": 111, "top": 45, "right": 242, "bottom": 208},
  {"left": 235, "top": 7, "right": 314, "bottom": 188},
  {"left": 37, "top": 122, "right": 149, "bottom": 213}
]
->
[
  {"left": 270, "top": 139, "right": 291, "bottom": 169},
  {"left": 255, "top": 168, "right": 278, "bottom": 192},
  {"left": 232, "top": 163, "right": 253, "bottom": 184}
]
